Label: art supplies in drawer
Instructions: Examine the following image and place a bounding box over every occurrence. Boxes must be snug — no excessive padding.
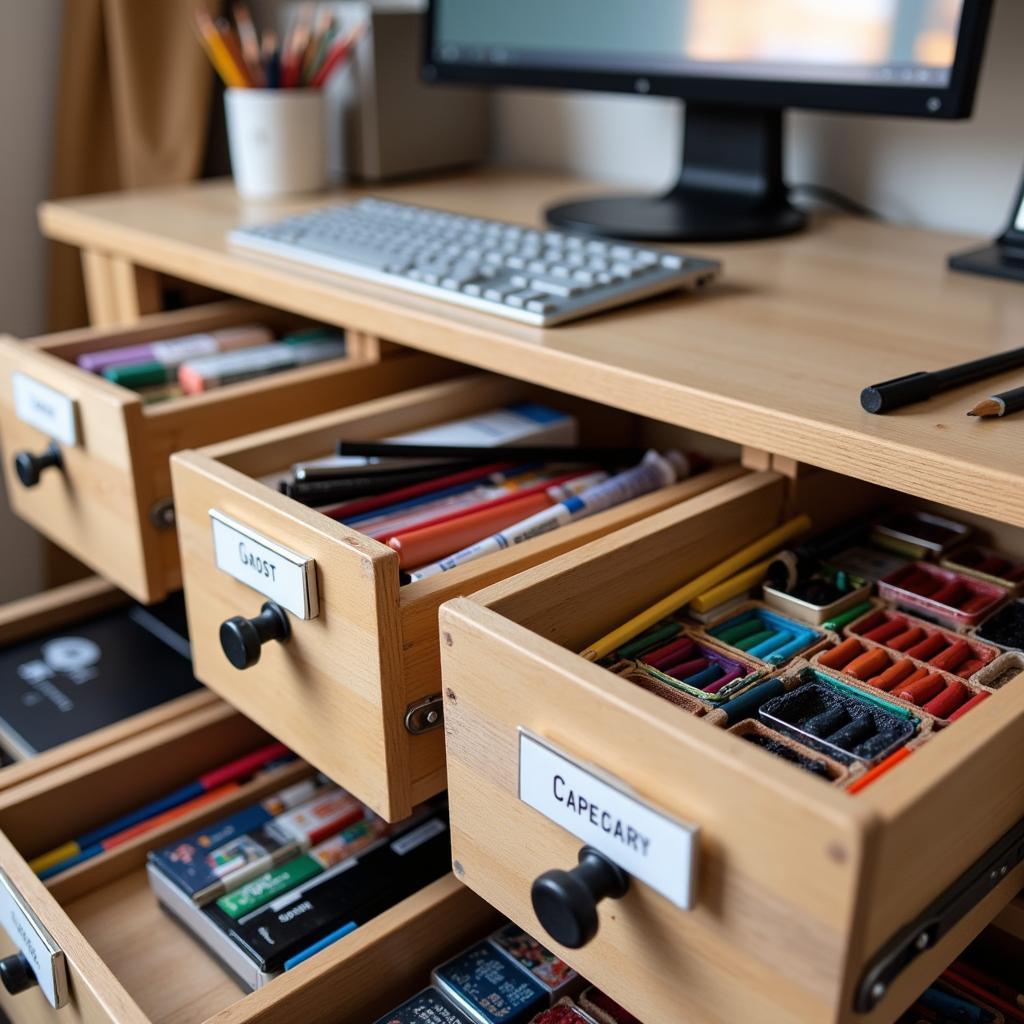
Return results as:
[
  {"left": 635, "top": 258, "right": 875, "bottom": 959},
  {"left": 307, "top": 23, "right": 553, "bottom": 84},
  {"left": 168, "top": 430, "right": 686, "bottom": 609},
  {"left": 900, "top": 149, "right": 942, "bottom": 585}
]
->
[
  {"left": 762, "top": 563, "right": 871, "bottom": 625},
  {"left": 942, "top": 542, "right": 1024, "bottom": 593},
  {"left": 268, "top": 403, "right": 709, "bottom": 583},
  {"left": 879, "top": 561, "right": 1006, "bottom": 630},
  {"left": 703, "top": 603, "right": 823, "bottom": 665},
  {"left": 74, "top": 323, "right": 347, "bottom": 402},
  {"left": 727, "top": 719, "right": 851, "bottom": 785},
  {"left": 842, "top": 608, "right": 998, "bottom": 679},
  {"left": 870, "top": 509, "right": 971, "bottom": 560},
  {"left": 975, "top": 598, "right": 1024, "bottom": 652},
  {"left": 149, "top": 790, "right": 452, "bottom": 989},
  {"left": 814, "top": 638, "right": 987, "bottom": 723},
  {"left": 970, "top": 651, "right": 1024, "bottom": 690},
  {"left": 757, "top": 668, "right": 919, "bottom": 766}
]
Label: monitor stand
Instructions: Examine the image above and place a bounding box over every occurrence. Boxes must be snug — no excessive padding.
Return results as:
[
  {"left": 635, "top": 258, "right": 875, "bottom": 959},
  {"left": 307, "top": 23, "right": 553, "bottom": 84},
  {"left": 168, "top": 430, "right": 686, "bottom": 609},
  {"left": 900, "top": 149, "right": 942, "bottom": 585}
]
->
[{"left": 545, "top": 103, "right": 807, "bottom": 243}]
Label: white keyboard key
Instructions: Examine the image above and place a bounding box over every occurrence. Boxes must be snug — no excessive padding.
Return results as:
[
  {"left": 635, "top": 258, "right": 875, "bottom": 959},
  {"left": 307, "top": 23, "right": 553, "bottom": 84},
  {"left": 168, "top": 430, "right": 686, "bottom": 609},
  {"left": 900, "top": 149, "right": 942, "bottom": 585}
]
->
[{"left": 505, "top": 290, "right": 545, "bottom": 308}]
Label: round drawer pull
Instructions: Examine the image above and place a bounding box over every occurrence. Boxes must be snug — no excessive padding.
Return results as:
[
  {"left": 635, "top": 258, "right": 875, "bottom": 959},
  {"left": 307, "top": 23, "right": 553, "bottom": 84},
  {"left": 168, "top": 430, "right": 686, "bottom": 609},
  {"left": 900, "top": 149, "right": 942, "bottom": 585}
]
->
[
  {"left": 531, "top": 845, "right": 630, "bottom": 949},
  {"left": 219, "top": 601, "right": 290, "bottom": 670},
  {"left": 14, "top": 442, "right": 63, "bottom": 488},
  {"left": 0, "top": 952, "right": 38, "bottom": 996}
]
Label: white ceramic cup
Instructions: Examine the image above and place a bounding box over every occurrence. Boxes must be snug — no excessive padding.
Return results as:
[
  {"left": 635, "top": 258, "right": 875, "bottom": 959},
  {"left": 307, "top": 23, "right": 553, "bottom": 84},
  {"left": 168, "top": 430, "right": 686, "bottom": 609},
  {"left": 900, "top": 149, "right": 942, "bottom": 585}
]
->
[{"left": 224, "top": 88, "right": 327, "bottom": 200}]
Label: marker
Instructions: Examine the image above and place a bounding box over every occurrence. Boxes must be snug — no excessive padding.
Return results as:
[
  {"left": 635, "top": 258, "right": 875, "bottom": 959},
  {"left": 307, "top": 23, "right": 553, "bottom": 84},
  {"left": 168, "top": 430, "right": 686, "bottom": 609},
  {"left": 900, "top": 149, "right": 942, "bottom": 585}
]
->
[
  {"left": 30, "top": 742, "right": 290, "bottom": 875},
  {"left": 178, "top": 338, "right": 346, "bottom": 393},
  {"left": 79, "top": 324, "right": 272, "bottom": 375},
  {"left": 407, "top": 450, "right": 693, "bottom": 581}
]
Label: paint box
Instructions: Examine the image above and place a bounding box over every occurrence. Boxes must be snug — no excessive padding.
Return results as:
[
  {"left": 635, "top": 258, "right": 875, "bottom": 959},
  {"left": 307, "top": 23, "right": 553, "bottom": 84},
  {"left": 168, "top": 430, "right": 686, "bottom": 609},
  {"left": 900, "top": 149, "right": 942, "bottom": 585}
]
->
[
  {"left": 704, "top": 603, "right": 823, "bottom": 666},
  {"left": 489, "top": 923, "right": 581, "bottom": 1002},
  {"left": 371, "top": 987, "right": 475, "bottom": 1024},
  {"left": 432, "top": 941, "right": 549, "bottom": 1024},
  {"left": 879, "top": 562, "right": 1006, "bottom": 630}
]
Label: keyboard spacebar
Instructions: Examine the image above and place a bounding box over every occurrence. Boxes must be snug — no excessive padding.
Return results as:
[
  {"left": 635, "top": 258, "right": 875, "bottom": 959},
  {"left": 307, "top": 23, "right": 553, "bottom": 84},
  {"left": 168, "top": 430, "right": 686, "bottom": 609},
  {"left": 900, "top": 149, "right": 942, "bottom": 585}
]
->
[{"left": 295, "top": 238, "right": 394, "bottom": 270}]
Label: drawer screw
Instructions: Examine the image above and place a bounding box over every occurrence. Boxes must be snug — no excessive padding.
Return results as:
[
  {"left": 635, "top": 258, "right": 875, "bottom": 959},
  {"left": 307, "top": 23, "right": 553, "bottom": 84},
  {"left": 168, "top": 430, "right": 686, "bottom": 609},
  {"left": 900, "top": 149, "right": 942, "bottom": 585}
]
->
[
  {"left": 870, "top": 982, "right": 886, "bottom": 1002},
  {"left": 13, "top": 442, "right": 62, "bottom": 488},
  {"left": 914, "top": 933, "right": 929, "bottom": 951}
]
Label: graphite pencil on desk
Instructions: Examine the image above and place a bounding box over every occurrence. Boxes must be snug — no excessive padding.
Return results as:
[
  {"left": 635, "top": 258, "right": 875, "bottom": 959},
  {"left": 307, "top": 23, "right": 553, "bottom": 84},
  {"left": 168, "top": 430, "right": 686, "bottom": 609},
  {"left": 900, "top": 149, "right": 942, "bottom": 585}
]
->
[{"left": 967, "top": 383, "right": 1024, "bottom": 418}]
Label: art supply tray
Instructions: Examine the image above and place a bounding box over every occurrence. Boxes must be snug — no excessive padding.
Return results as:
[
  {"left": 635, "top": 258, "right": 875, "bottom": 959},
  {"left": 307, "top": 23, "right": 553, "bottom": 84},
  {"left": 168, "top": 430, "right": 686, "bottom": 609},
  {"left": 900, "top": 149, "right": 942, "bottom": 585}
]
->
[
  {"left": 702, "top": 602, "right": 823, "bottom": 665},
  {"left": 878, "top": 562, "right": 1006, "bottom": 630},
  {"left": 762, "top": 578, "right": 873, "bottom": 626},
  {"left": 871, "top": 510, "right": 972, "bottom": 560},
  {"left": 942, "top": 543, "right": 1024, "bottom": 594},
  {"left": 843, "top": 607, "right": 998, "bottom": 679},
  {"left": 758, "top": 675, "right": 917, "bottom": 765},
  {"left": 975, "top": 599, "right": 1024, "bottom": 653},
  {"left": 727, "top": 719, "right": 850, "bottom": 785}
]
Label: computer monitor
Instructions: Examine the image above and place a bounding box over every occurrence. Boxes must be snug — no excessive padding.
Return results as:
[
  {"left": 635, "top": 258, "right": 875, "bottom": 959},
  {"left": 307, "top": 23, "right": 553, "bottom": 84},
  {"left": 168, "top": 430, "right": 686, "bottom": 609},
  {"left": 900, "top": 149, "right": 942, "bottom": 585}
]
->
[{"left": 425, "top": 1, "right": 993, "bottom": 241}]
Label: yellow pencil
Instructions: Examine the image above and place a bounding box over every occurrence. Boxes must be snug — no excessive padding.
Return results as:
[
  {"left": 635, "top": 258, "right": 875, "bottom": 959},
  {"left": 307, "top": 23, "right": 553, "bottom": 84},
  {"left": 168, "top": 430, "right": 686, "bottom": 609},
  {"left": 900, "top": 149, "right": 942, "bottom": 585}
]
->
[
  {"left": 689, "top": 556, "right": 775, "bottom": 614},
  {"left": 579, "top": 514, "right": 811, "bottom": 661},
  {"left": 195, "top": 11, "right": 249, "bottom": 89}
]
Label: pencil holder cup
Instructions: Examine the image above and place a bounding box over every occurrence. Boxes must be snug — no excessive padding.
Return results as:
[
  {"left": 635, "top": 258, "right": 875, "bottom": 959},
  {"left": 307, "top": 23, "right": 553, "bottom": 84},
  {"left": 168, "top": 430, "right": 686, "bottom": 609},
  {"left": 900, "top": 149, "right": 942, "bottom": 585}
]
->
[{"left": 225, "top": 88, "right": 327, "bottom": 199}]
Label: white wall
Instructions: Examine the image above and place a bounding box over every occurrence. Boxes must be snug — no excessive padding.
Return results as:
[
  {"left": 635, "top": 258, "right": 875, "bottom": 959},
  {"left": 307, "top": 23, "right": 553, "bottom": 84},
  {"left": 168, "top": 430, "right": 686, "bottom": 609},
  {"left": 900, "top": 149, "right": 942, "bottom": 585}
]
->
[
  {"left": 493, "top": 0, "right": 1023, "bottom": 236},
  {"left": 0, "top": 0, "right": 63, "bottom": 600}
]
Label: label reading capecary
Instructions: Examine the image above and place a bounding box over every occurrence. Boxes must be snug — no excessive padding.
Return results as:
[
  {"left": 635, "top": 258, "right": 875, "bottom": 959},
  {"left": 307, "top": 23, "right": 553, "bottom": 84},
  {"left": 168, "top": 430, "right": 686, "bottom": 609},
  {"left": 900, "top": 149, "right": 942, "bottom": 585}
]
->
[
  {"left": 12, "top": 373, "right": 78, "bottom": 446},
  {"left": 518, "top": 730, "right": 699, "bottom": 909},
  {"left": 209, "top": 510, "right": 319, "bottom": 619},
  {"left": 0, "top": 867, "right": 69, "bottom": 1008}
]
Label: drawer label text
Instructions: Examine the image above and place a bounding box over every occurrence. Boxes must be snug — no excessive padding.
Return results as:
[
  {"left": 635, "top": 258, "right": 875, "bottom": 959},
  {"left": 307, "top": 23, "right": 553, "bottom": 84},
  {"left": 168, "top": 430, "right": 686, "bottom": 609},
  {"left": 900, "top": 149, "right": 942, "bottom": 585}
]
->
[
  {"left": 0, "top": 867, "right": 69, "bottom": 1008},
  {"left": 210, "top": 510, "right": 319, "bottom": 619},
  {"left": 518, "top": 730, "right": 699, "bottom": 909},
  {"left": 12, "top": 373, "right": 78, "bottom": 446}
]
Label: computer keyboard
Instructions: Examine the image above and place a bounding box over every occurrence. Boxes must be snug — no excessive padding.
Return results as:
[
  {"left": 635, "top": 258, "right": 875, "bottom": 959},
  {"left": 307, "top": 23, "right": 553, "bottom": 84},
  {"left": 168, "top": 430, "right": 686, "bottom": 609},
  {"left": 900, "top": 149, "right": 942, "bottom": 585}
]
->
[{"left": 228, "top": 198, "right": 721, "bottom": 326}]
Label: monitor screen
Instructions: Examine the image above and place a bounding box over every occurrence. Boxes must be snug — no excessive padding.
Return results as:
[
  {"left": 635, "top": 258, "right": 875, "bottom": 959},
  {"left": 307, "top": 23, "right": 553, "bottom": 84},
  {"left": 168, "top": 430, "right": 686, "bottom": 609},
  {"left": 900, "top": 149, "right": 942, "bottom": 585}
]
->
[
  {"left": 428, "top": 0, "right": 991, "bottom": 118},
  {"left": 433, "top": 0, "right": 966, "bottom": 89}
]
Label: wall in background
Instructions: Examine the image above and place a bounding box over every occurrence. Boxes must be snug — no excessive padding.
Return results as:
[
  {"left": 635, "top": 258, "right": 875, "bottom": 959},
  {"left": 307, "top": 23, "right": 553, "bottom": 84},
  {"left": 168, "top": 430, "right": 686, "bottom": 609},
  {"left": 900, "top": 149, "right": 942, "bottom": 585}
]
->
[
  {"left": 0, "top": 0, "right": 63, "bottom": 600},
  {"left": 493, "top": 0, "right": 1023, "bottom": 236}
]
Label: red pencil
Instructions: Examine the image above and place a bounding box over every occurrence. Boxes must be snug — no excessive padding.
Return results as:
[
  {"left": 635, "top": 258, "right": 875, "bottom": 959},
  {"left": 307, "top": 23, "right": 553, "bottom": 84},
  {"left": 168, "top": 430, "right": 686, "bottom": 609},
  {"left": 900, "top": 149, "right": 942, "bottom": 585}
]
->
[
  {"left": 99, "top": 783, "right": 241, "bottom": 851},
  {"left": 310, "top": 21, "right": 366, "bottom": 87}
]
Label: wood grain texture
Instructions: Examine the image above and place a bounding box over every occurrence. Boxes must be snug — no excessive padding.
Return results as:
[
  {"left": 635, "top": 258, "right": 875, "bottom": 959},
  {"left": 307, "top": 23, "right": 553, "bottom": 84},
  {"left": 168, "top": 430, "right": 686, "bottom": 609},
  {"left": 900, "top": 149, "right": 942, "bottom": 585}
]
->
[
  {"left": 174, "top": 371, "right": 743, "bottom": 819},
  {"left": 0, "top": 301, "right": 460, "bottom": 603},
  {"left": 36, "top": 170, "right": 1024, "bottom": 527},
  {"left": 440, "top": 472, "right": 1024, "bottom": 1024}
]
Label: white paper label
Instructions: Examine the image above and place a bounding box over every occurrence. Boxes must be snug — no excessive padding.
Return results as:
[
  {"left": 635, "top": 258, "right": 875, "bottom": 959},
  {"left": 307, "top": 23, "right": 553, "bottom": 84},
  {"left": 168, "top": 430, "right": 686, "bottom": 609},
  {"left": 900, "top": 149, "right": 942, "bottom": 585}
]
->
[
  {"left": 209, "top": 510, "right": 318, "bottom": 619},
  {"left": 518, "top": 730, "right": 699, "bottom": 909},
  {"left": 0, "top": 867, "right": 68, "bottom": 1008},
  {"left": 12, "top": 373, "right": 78, "bottom": 446}
]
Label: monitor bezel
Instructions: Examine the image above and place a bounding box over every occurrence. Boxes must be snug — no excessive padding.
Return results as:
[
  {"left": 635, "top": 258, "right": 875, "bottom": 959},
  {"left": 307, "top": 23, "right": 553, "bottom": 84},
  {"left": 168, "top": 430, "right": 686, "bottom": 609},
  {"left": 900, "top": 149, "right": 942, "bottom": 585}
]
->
[{"left": 424, "top": 0, "right": 992, "bottom": 120}]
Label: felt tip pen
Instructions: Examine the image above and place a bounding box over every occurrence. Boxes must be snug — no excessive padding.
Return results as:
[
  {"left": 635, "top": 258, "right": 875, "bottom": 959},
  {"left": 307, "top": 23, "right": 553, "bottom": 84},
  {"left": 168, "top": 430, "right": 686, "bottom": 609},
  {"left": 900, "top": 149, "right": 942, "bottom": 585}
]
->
[
  {"left": 406, "top": 450, "right": 686, "bottom": 581},
  {"left": 79, "top": 324, "right": 272, "bottom": 375},
  {"left": 30, "top": 742, "right": 290, "bottom": 874},
  {"left": 179, "top": 338, "right": 346, "bottom": 393}
]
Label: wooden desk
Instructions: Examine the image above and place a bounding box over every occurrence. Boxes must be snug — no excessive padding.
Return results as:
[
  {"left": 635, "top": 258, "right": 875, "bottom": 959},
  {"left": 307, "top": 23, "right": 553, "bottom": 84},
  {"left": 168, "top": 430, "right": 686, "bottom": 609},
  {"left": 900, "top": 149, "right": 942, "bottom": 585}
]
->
[{"left": 39, "top": 169, "right": 1024, "bottom": 527}]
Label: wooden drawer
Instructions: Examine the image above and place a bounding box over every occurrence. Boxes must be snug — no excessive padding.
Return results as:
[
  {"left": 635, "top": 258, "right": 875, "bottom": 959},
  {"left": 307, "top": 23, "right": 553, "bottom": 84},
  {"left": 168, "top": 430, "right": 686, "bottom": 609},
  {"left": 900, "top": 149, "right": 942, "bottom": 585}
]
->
[
  {"left": 0, "top": 699, "right": 499, "bottom": 1024},
  {"left": 0, "top": 577, "right": 218, "bottom": 791},
  {"left": 439, "top": 471, "right": 1024, "bottom": 1024},
  {"left": 171, "top": 374, "right": 745, "bottom": 820},
  {"left": 0, "top": 301, "right": 459, "bottom": 603}
]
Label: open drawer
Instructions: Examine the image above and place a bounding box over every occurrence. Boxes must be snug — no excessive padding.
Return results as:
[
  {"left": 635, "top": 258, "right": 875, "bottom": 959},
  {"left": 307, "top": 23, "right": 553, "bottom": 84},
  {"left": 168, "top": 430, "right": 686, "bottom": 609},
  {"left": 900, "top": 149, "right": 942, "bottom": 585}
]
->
[
  {"left": 0, "top": 301, "right": 459, "bottom": 603},
  {"left": 0, "top": 698, "right": 499, "bottom": 1024},
  {"left": 170, "top": 374, "right": 746, "bottom": 821},
  {"left": 0, "top": 576, "right": 217, "bottom": 791},
  {"left": 439, "top": 471, "right": 1024, "bottom": 1024}
]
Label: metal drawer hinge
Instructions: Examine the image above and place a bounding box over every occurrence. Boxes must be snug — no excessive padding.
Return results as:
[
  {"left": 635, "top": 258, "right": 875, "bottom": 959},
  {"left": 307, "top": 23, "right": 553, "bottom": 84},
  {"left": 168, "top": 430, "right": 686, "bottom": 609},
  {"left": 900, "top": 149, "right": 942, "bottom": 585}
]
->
[
  {"left": 855, "top": 814, "right": 1024, "bottom": 1013},
  {"left": 405, "top": 695, "right": 444, "bottom": 734}
]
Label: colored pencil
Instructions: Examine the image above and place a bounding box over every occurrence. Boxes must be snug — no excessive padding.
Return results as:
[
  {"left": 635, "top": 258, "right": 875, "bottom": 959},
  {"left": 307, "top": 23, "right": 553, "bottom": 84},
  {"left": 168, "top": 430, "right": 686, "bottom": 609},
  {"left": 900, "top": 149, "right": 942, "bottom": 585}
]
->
[
  {"left": 262, "top": 29, "right": 280, "bottom": 89},
  {"left": 282, "top": 2, "right": 316, "bottom": 88},
  {"left": 195, "top": 11, "right": 249, "bottom": 89},
  {"left": 967, "top": 383, "right": 1024, "bottom": 418},
  {"left": 580, "top": 515, "right": 812, "bottom": 661},
  {"left": 29, "top": 742, "right": 290, "bottom": 874},
  {"left": 689, "top": 557, "right": 774, "bottom": 614},
  {"left": 303, "top": 9, "right": 336, "bottom": 85},
  {"left": 233, "top": 3, "right": 266, "bottom": 86},
  {"left": 216, "top": 17, "right": 254, "bottom": 87},
  {"left": 310, "top": 21, "right": 366, "bottom": 88}
]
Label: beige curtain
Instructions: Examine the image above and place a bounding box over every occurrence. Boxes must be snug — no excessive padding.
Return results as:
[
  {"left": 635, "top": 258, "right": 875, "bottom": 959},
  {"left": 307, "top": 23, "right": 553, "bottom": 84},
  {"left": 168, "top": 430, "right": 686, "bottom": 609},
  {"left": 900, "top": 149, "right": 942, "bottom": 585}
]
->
[{"left": 48, "top": 0, "right": 219, "bottom": 330}]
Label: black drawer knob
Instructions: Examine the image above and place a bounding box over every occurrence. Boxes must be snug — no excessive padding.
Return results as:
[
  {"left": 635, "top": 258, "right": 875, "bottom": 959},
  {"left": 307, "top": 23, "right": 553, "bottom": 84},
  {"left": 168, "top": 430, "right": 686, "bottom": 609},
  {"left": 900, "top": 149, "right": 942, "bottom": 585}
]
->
[
  {"left": 14, "top": 442, "right": 63, "bottom": 488},
  {"left": 0, "top": 952, "right": 37, "bottom": 996},
  {"left": 220, "top": 601, "right": 290, "bottom": 670},
  {"left": 531, "top": 846, "right": 630, "bottom": 949}
]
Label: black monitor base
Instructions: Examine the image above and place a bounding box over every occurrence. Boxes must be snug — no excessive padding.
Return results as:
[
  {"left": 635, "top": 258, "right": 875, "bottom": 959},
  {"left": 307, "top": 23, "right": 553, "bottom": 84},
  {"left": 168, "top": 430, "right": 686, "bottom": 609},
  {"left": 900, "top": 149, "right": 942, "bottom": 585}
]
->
[
  {"left": 545, "top": 102, "right": 807, "bottom": 243},
  {"left": 546, "top": 191, "right": 806, "bottom": 243},
  {"left": 949, "top": 242, "right": 1024, "bottom": 284}
]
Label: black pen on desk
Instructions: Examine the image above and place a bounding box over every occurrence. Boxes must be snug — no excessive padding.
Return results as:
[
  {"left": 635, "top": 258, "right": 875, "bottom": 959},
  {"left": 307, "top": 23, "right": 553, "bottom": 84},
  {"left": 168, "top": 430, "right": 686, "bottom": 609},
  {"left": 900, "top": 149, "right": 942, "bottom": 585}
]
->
[
  {"left": 967, "top": 383, "right": 1024, "bottom": 419},
  {"left": 861, "top": 344, "right": 1024, "bottom": 414}
]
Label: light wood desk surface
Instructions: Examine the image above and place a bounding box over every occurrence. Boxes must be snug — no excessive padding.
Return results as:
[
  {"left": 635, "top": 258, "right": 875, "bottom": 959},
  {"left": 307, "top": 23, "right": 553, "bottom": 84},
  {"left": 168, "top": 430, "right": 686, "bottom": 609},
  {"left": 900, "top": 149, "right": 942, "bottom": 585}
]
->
[{"left": 39, "top": 169, "right": 1024, "bottom": 527}]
